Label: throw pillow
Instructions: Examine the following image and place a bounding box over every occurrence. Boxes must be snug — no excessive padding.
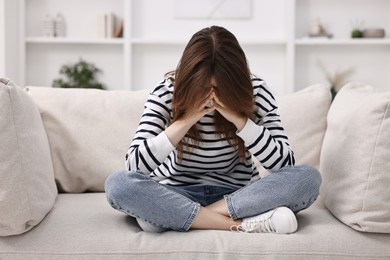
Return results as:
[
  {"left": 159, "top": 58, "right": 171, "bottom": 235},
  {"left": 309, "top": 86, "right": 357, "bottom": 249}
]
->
[
  {"left": 320, "top": 82, "right": 390, "bottom": 233},
  {"left": 254, "top": 84, "right": 332, "bottom": 176},
  {"left": 0, "top": 78, "right": 57, "bottom": 236},
  {"left": 277, "top": 84, "right": 332, "bottom": 168},
  {"left": 25, "top": 87, "right": 150, "bottom": 193}
]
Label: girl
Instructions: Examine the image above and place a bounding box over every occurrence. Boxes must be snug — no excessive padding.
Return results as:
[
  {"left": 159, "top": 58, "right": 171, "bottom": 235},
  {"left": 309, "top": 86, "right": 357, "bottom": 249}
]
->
[{"left": 105, "top": 26, "right": 321, "bottom": 233}]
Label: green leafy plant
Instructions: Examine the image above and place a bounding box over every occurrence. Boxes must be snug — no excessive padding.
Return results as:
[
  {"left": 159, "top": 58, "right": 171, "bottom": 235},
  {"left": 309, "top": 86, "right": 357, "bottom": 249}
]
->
[
  {"left": 52, "top": 58, "right": 106, "bottom": 89},
  {"left": 350, "top": 18, "right": 364, "bottom": 38}
]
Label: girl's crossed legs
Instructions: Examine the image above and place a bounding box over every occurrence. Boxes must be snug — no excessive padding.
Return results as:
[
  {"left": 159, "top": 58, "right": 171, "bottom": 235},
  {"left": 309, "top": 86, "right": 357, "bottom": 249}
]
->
[{"left": 105, "top": 165, "right": 321, "bottom": 233}]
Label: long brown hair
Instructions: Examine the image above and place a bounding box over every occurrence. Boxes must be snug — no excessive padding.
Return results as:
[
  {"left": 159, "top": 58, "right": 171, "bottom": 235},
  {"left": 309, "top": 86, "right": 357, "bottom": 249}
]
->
[{"left": 167, "top": 26, "right": 254, "bottom": 161}]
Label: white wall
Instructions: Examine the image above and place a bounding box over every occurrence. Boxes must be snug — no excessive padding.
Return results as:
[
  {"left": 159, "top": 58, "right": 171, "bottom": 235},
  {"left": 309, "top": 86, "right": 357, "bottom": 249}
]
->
[
  {"left": 0, "top": 0, "right": 19, "bottom": 82},
  {"left": 5, "top": 0, "right": 20, "bottom": 84},
  {"left": 130, "top": 0, "right": 288, "bottom": 93},
  {"left": 0, "top": 0, "right": 5, "bottom": 77}
]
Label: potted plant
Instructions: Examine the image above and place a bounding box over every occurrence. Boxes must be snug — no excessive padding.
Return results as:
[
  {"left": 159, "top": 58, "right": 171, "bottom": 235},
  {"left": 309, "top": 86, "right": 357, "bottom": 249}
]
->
[{"left": 52, "top": 58, "right": 106, "bottom": 89}]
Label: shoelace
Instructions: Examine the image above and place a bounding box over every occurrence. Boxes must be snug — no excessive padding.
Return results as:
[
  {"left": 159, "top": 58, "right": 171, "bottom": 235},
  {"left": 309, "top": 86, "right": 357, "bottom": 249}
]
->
[{"left": 230, "top": 214, "right": 276, "bottom": 233}]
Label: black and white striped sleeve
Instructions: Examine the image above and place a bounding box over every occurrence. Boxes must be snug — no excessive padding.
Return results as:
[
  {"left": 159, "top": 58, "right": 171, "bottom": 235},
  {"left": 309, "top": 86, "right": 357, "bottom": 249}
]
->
[
  {"left": 237, "top": 79, "right": 295, "bottom": 171},
  {"left": 125, "top": 89, "right": 175, "bottom": 174}
]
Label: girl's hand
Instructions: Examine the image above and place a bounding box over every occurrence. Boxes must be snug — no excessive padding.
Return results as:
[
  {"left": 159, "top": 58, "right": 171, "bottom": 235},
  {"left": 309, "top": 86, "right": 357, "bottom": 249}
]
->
[
  {"left": 165, "top": 89, "right": 215, "bottom": 146},
  {"left": 212, "top": 92, "right": 247, "bottom": 132},
  {"left": 181, "top": 89, "right": 216, "bottom": 126}
]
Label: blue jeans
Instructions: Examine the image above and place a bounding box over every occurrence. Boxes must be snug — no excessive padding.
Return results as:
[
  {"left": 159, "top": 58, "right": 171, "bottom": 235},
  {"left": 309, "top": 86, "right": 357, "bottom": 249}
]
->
[{"left": 105, "top": 165, "right": 321, "bottom": 232}]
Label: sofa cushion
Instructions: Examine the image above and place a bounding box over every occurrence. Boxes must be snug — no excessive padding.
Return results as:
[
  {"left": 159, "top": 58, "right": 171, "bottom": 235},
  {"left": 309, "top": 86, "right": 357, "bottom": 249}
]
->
[
  {"left": 254, "top": 84, "right": 331, "bottom": 175},
  {"left": 277, "top": 84, "right": 331, "bottom": 168},
  {"left": 25, "top": 87, "right": 150, "bottom": 192},
  {"left": 1, "top": 193, "right": 390, "bottom": 259},
  {"left": 0, "top": 78, "right": 57, "bottom": 236},
  {"left": 320, "top": 82, "right": 390, "bottom": 233}
]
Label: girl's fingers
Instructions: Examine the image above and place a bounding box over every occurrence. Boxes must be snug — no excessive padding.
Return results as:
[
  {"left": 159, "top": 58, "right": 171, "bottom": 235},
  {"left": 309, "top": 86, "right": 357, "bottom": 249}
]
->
[
  {"left": 201, "top": 91, "right": 215, "bottom": 108},
  {"left": 213, "top": 94, "right": 225, "bottom": 108},
  {"left": 204, "top": 106, "right": 215, "bottom": 114}
]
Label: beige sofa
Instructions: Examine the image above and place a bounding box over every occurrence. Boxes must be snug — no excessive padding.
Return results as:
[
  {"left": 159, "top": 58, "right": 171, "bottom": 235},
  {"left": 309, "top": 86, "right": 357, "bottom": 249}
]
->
[{"left": 1, "top": 78, "right": 390, "bottom": 259}]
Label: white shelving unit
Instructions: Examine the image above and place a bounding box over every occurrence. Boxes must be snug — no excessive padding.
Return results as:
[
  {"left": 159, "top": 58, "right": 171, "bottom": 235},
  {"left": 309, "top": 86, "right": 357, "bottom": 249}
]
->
[
  {"left": 19, "top": 0, "right": 127, "bottom": 90},
  {"left": 294, "top": 0, "right": 390, "bottom": 91},
  {"left": 295, "top": 38, "right": 390, "bottom": 46},
  {"left": 17, "top": 0, "right": 390, "bottom": 93},
  {"left": 25, "top": 37, "right": 125, "bottom": 44}
]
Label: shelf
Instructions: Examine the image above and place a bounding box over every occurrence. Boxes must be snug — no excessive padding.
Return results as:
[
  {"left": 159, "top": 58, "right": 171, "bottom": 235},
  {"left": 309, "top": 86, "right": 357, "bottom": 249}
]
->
[
  {"left": 25, "top": 37, "right": 125, "bottom": 45},
  {"left": 26, "top": 37, "right": 287, "bottom": 46},
  {"left": 240, "top": 39, "right": 286, "bottom": 46},
  {"left": 295, "top": 38, "right": 390, "bottom": 46},
  {"left": 131, "top": 38, "right": 186, "bottom": 45},
  {"left": 130, "top": 38, "right": 286, "bottom": 45}
]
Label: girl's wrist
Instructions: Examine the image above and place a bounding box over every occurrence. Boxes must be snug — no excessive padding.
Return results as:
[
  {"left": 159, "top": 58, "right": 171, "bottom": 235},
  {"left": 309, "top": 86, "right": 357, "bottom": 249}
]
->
[
  {"left": 165, "top": 119, "right": 192, "bottom": 147},
  {"left": 235, "top": 117, "right": 247, "bottom": 132}
]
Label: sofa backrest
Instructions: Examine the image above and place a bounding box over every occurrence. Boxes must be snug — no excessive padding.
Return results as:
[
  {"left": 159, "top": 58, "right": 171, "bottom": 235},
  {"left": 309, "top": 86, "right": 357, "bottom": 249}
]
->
[
  {"left": 25, "top": 87, "right": 149, "bottom": 192},
  {"left": 26, "top": 84, "right": 331, "bottom": 193}
]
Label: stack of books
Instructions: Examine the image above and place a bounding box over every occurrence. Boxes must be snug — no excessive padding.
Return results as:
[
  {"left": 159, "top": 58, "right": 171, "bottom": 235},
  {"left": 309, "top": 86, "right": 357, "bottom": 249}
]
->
[{"left": 97, "top": 13, "right": 123, "bottom": 38}]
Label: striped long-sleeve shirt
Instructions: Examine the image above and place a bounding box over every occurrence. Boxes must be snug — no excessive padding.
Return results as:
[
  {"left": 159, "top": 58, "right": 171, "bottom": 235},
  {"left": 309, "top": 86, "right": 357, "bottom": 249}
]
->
[{"left": 125, "top": 77, "right": 295, "bottom": 188}]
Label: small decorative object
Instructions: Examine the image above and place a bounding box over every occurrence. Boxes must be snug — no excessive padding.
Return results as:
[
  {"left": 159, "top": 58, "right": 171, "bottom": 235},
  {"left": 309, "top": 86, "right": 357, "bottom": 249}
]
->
[
  {"left": 54, "top": 13, "right": 66, "bottom": 37},
  {"left": 350, "top": 18, "right": 364, "bottom": 38},
  {"left": 308, "top": 18, "right": 333, "bottom": 38},
  {"left": 352, "top": 29, "right": 363, "bottom": 38},
  {"left": 42, "top": 14, "right": 55, "bottom": 37},
  {"left": 363, "top": 28, "right": 385, "bottom": 38},
  {"left": 52, "top": 58, "right": 106, "bottom": 89},
  {"left": 42, "top": 13, "right": 66, "bottom": 37},
  {"left": 317, "top": 59, "right": 354, "bottom": 100}
]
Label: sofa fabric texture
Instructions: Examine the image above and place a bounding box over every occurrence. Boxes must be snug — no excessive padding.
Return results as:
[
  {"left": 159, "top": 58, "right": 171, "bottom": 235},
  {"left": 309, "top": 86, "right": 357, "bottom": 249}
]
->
[
  {"left": 0, "top": 79, "right": 57, "bottom": 236},
  {"left": 321, "top": 82, "right": 390, "bottom": 233}
]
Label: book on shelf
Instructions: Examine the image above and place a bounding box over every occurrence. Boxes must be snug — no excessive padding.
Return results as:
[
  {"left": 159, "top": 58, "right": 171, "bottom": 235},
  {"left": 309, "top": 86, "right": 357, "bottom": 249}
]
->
[
  {"left": 114, "top": 20, "right": 124, "bottom": 38},
  {"left": 97, "top": 13, "right": 123, "bottom": 38}
]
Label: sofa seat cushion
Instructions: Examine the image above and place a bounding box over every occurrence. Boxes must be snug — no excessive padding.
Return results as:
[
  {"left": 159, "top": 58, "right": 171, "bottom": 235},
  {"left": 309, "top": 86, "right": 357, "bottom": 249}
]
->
[{"left": 1, "top": 193, "right": 389, "bottom": 259}]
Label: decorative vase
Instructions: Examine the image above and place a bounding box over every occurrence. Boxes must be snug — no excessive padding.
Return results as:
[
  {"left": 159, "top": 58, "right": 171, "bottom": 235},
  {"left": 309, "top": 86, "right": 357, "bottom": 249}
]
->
[{"left": 42, "top": 14, "right": 55, "bottom": 37}]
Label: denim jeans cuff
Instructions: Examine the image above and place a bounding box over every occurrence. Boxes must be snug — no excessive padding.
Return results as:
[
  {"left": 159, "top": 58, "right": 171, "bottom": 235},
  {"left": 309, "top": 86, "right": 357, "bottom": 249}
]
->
[
  {"left": 181, "top": 202, "right": 201, "bottom": 232},
  {"left": 224, "top": 195, "right": 238, "bottom": 220}
]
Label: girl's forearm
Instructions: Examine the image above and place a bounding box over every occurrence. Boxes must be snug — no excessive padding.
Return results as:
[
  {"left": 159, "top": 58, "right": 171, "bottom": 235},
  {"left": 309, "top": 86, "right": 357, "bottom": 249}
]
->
[{"left": 164, "top": 119, "right": 193, "bottom": 147}]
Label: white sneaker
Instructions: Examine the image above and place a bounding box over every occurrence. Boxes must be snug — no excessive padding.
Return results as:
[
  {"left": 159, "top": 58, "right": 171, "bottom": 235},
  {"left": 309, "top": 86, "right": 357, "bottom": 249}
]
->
[
  {"left": 136, "top": 218, "right": 166, "bottom": 233},
  {"left": 231, "top": 207, "right": 297, "bottom": 234}
]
